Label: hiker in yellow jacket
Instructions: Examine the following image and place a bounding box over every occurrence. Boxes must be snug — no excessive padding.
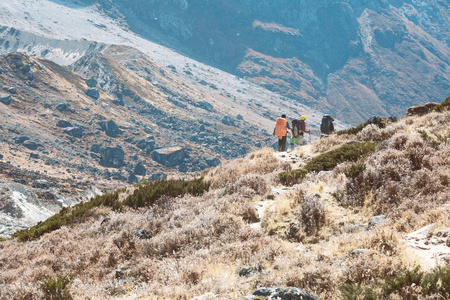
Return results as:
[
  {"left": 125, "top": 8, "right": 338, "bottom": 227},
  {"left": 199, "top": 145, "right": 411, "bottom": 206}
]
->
[{"left": 273, "top": 114, "right": 291, "bottom": 152}]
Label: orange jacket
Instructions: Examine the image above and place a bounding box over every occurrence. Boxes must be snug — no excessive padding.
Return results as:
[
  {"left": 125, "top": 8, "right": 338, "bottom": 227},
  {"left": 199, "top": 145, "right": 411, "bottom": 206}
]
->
[{"left": 274, "top": 118, "right": 288, "bottom": 138}]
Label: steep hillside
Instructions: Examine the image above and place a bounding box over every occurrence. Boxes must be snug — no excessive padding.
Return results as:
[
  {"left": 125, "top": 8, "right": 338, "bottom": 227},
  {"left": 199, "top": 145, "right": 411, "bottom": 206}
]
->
[
  {"left": 1, "top": 98, "right": 448, "bottom": 299},
  {"left": 76, "top": 0, "right": 450, "bottom": 124}
]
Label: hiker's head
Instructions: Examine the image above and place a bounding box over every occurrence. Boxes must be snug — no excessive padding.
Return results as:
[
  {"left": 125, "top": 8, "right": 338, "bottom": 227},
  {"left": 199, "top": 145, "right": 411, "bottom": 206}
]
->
[
  {"left": 300, "top": 115, "right": 306, "bottom": 120},
  {"left": 281, "top": 114, "right": 286, "bottom": 118}
]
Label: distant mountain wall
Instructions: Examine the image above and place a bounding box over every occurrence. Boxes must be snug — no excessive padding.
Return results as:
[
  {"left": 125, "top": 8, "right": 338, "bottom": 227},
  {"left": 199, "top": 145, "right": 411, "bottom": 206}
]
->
[{"left": 88, "top": 0, "right": 450, "bottom": 124}]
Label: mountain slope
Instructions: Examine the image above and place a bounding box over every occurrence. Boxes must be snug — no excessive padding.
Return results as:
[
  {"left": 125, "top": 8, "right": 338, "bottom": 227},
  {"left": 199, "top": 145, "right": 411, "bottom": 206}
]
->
[
  {"left": 0, "top": 98, "right": 449, "bottom": 299},
  {"left": 72, "top": 0, "right": 450, "bottom": 124}
]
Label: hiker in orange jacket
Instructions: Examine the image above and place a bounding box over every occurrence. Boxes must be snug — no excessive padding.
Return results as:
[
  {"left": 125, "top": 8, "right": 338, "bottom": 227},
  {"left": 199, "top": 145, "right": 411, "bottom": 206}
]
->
[{"left": 273, "top": 114, "right": 291, "bottom": 152}]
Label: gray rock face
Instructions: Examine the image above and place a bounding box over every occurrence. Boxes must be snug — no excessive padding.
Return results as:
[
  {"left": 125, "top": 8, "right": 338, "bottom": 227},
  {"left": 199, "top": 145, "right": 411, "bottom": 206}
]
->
[
  {"left": 151, "top": 147, "right": 185, "bottom": 167},
  {"left": 98, "top": 120, "right": 122, "bottom": 137},
  {"left": 85, "top": 88, "right": 100, "bottom": 100},
  {"left": 100, "top": 146, "right": 125, "bottom": 168},
  {"left": 136, "top": 136, "right": 155, "bottom": 154},
  {"left": 0, "top": 94, "right": 11, "bottom": 105},
  {"left": 85, "top": 77, "right": 97, "bottom": 88},
  {"left": 56, "top": 120, "right": 73, "bottom": 128},
  {"left": 240, "top": 287, "right": 319, "bottom": 300},
  {"left": 63, "top": 127, "right": 83, "bottom": 138}
]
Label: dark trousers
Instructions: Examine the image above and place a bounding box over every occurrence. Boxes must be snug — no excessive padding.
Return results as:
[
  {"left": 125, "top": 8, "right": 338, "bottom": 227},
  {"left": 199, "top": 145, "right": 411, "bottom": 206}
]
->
[{"left": 278, "top": 136, "right": 287, "bottom": 152}]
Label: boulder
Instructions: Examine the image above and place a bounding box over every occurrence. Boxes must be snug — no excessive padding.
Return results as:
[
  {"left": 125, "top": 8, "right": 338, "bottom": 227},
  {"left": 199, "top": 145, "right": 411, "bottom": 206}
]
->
[
  {"left": 221, "top": 115, "right": 236, "bottom": 126},
  {"left": 205, "top": 156, "right": 220, "bottom": 167},
  {"left": 236, "top": 114, "right": 244, "bottom": 120},
  {"left": 7, "top": 87, "right": 16, "bottom": 94},
  {"left": 0, "top": 94, "right": 11, "bottom": 105},
  {"left": 0, "top": 154, "right": 3, "bottom": 159},
  {"left": 90, "top": 144, "right": 104, "bottom": 154},
  {"left": 85, "top": 88, "right": 100, "bottom": 100},
  {"left": 368, "top": 215, "right": 387, "bottom": 229},
  {"left": 32, "top": 179, "right": 50, "bottom": 189},
  {"left": 128, "top": 173, "right": 138, "bottom": 184},
  {"left": 198, "top": 101, "right": 214, "bottom": 111},
  {"left": 136, "top": 136, "right": 155, "bottom": 154},
  {"left": 149, "top": 173, "right": 167, "bottom": 181},
  {"left": 100, "top": 146, "right": 125, "bottom": 168},
  {"left": 134, "top": 161, "right": 146, "bottom": 176},
  {"left": 240, "top": 287, "right": 319, "bottom": 300},
  {"left": 23, "top": 140, "right": 39, "bottom": 150},
  {"left": 56, "top": 120, "right": 73, "bottom": 128},
  {"left": 56, "top": 103, "right": 68, "bottom": 112},
  {"left": 407, "top": 102, "right": 439, "bottom": 116},
  {"left": 151, "top": 147, "right": 185, "bottom": 167},
  {"left": 63, "top": 127, "right": 83, "bottom": 138},
  {"left": 14, "top": 136, "right": 30, "bottom": 144},
  {"left": 98, "top": 120, "right": 122, "bottom": 137},
  {"left": 30, "top": 152, "right": 39, "bottom": 159},
  {"left": 85, "top": 77, "right": 97, "bottom": 88}
]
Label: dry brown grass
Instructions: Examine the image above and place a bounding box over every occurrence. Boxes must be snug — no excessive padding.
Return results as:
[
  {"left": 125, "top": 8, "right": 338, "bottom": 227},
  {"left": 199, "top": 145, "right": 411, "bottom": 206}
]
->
[{"left": 2, "top": 110, "right": 449, "bottom": 299}]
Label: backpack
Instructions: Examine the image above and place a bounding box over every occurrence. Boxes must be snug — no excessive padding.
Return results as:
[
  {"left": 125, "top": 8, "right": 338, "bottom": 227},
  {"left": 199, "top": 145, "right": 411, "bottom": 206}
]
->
[
  {"left": 291, "top": 119, "right": 300, "bottom": 137},
  {"left": 320, "top": 115, "right": 334, "bottom": 134}
]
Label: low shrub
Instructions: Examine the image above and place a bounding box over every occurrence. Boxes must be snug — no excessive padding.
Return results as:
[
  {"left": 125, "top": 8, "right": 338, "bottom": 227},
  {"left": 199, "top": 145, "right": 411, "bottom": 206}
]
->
[
  {"left": 40, "top": 275, "right": 72, "bottom": 300},
  {"left": 435, "top": 96, "right": 450, "bottom": 112},
  {"left": 336, "top": 122, "right": 369, "bottom": 136},
  {"left": 13, "top": 178, "right": 210, "bottom": 241},
  {"left": 299, "top": 195, "right": 325, "bottom": 236},
  {"left": 280, "top": 142, "right": 376, "bottom": 185}
]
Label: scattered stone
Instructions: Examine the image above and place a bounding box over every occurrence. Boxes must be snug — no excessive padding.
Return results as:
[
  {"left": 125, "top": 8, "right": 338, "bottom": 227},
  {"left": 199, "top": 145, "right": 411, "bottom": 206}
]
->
[
  {"left": 112, "top": 98, "right": 124, "bottom": 106},
  {"left": 198, "top": 101, "right": 214, "bottom": 111},
  {"left": 23, "top": 140, "right": 39, "bottom": 150},
  {"left": 63, "top": 127, "right": 83, "bottom": 138},
  {"left": 85, "top": 77, "right": 97, "bottom": 88},
  {"left": 238, "top": 266, "right": 257, "bottom": 277},
  {"left": 0, "top": 94, "right": 11, "bottom": 105},
  {"left": 236, "top": 114, "right": 243, "bottom": 120},
  {"left": 134, "top": 162, "right": 146, "bottom": 176},
  {"left": 240, "top": 287, "right": 319, "bottom": 300},
  {"left": 30, "top": 152, "right": 39, "bottom": 159},
  {"left": 0, "top": 154, "right": 3, "bottom": 159},
  {"left": 7, "top": 87, "right": 16, "bottom": 94},
  {"left": 56, "top": 120, "right": 73, "bottom": 128},
  {"left": 22, "top": 64, "right": 31, "bottom": 73},
  {"left": 349, "top": 249, "right": 371, "bottom": 256},
  {"left": 151, "top": 147, "right": 185, "bottom": 167},
  {"left": 368, "top": 215, "right": 387, "bottom": 229},
  {"left": 131, "top": 229, "right": 152, "bottom": 240},
  {"left": 85, "top": 88, "right": 100, "bottom": 100},
  {"left": 115, "top": 268, "right": 124, "bottom": 279},
  {"left": 100, "top": 146, "right": 125, "bottom": 168},
  {"left": 32, "top": 179, "right": 50, "bottom": 189}
]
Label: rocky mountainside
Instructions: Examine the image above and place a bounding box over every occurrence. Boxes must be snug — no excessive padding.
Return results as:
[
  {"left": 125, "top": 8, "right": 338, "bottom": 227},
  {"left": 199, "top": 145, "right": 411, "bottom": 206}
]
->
[
  {"left": 81, "top": 0, "right": 449, "bottom": 124},
  {"left": 0, "top": 98, "right": 448, "bottom": 299}
]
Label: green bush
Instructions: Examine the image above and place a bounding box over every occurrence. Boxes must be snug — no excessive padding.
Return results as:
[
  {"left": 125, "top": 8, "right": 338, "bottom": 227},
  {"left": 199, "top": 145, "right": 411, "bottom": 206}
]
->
[
  {"left": 13, "top": 178, "right": 209, "bottom": 242},
  {"left": 345, "top": 161, "right": 366, "bottom": 179},
  {"left": 435, "top": 96, "right": 450, "bottom": 112},
  {"left": 280, "top": 142, "right": 376, "bottom": 185},
  {"left": 341, "top": 284, "right": 378, "bottom": 300},
  {"left": 336, "top": 122, "right": 368, "bottom": 136},
  {"left": 382, "top": 266, "right": 423, "bottom": 296},
  {"left": 40, "top": 275, "right": 72, "bottom": 300},
  {"left": 421, "top": 267, "right": 450, "bottom": 297}
]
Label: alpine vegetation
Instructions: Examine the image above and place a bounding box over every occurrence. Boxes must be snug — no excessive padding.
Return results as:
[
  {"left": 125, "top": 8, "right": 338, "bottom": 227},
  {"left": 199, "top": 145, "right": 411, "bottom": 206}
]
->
[{"left": 0, "top": 99, "right": 449, "bottom": 299}]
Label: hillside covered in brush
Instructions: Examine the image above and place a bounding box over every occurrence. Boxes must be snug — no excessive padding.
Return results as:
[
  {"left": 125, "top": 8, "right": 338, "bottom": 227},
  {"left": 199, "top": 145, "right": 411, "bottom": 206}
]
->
[{"left": 0, "top": 97, "right": 449, "bottom": 299}]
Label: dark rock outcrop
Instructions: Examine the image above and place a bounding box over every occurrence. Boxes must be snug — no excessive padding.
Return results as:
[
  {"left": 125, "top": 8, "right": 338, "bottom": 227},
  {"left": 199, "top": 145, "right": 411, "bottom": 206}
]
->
[
  {"left": 0, "top": 94, "right": 12, "bottom": 105},
  {"left": 85, "top": 77, "right": 97, "bottom": 88},
  {"left": 100, "top": 146, "right": 125, "bottom": 168},
  {"left": 205, "top": 156, "right": 220, "bottom": 167},
  {"left": 63, "top": 127, "right": 83, "bottom": 138},
  {"left": 85, "top": 88, "right": 100, "bottom": 100},
  {"left": 56, "top": 103, "right": 68, "bottom": 112},
  {"left": 56, "top": 120, "right": 73, "bottom": 128},
  {"left": 134, "top": 161, "right": 146, "bottom": 176},
  {"left": 221, "top": 115, "right": 236, "bottom": 126},
  {"left": 23, "top": 140, "right": 39, "bottom": 150},
  {"left": 98, "top": 120, "right": 122, "bottom": 137},
  {"left": 407, "top": 102, "right": 439, "bottom": 116},
  {"left": 14, "top": 136, "right": 30, "bottom": 144},
  {"left": 136, "top": 136, "right": 155, "bottom": 154},
  {"left": 151, "top": 147, "right": 185, "bottom": 167}
]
